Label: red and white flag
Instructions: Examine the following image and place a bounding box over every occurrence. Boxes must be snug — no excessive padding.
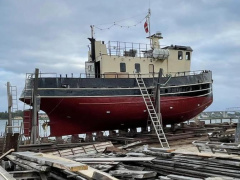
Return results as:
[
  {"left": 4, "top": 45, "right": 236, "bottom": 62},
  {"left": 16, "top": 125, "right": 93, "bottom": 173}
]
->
[{"left": 144, "top": 20, "right": 148, "bottom": 33}]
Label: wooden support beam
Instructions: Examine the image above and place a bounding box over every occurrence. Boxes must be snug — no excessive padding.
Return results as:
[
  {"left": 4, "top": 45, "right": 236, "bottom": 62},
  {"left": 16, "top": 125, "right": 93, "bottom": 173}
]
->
[
  {"left": 75, "top": 157, "right": 156, "bottom": 162},
  {"left": 109, "top": 170, "right": 157, "bottom": 179},
  {"left": 12, "top": 151, "right": 88, "bottom": 172},
  {"left": 7, "top": 155, "right": 50, "bottom": 171},
  {"left": 0, "top": 166, "right": 16, "bottom": 180},
  {"left": 0, "top": 148, "right": 14, "bottom": 159}
]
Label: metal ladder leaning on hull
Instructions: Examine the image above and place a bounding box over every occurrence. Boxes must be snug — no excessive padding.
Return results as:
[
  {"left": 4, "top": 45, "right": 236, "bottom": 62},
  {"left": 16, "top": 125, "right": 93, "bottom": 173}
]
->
[{"left": 135, "top": 77, "right": 170, "bottom": 148}]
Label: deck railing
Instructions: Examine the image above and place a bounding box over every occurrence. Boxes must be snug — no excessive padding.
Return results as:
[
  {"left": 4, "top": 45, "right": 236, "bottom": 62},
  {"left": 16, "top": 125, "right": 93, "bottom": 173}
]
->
[
  {"left": 107, "top": 41, "right": 168, "bottom": 58},
  {"left": 25, "top": 70, "right": 210, "bottom": 80}
]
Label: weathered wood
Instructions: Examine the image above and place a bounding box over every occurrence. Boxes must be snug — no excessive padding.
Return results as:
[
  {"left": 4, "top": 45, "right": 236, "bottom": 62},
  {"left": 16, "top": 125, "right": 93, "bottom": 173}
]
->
[
  {"left": 7, "top": 155, "right": 34, "bottom": 170},
  {"left": 118, "top": 141, "right": 142, "bottom": 149},
  {"left": 11, "top": 151, "right": 117, "bottom": 179},
  {"left": 75, "top": 157, "right": 155, "bottom": 162},
  {"left": 7, "top": 155, "right": 50, "bottom": 171},
  {"left": 209, "top": 158, "right": 240, "bottom": 167},
  {"left": 8, "top": 170, "right": 40, "bottom": 179},
  {"left": 167, "top": 174, "right": 202, "bottom": 180},
  {"left": 159, "top": 176, "right": 171, "bottom": 180},
  {"left": 62, "top": 169, "right": 87, "bottom": 180},
  {"left": 126, "top": 152, "right": 146, "bottom": 157},
  {"left": 39, "top": 172, "right": 48, "bottom": 180},
  {"left": 109, "top": 170, "right": 157, "bottom": 179},
  {"left": 0, "top": 148, "right": 14, "bottom": 159},
  {"left": 47, "top": 141, "right": 114, "bottom": 157},
  {"left": 153, "top": 158, "right": 240, "bottom": 177},
  {"left": 148, "top": 147, "right": 176, "bottom": 153},
  {"left": 49, "top": 172, "right": 67, "bottom": 180},
  {"left": 143, "top": 150, "right": 173, "bottom": 157},
  {"left": 119, "top": 164, "right": 145, "bottom": 171},
  {"left": 76, "top": 166, "right": 118, "bottom": 180},
  {"left": 137, "top": 162, "right": 236, "bottom": 178},
  {"left": 12, "top": 151, "right": 88, "bottom": 172},
  {"left": 0, "top": 166, "right": 16, "bottom": 180}
]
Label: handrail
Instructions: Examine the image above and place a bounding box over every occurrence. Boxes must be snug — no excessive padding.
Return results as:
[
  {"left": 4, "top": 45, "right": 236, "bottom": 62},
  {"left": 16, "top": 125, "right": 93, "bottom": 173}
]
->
[
  {"left": 107, "top": 41, "right": 168, "bottom": 57},
  {"left": 25, "top": 70, "right": 210, "bottom": 79}
]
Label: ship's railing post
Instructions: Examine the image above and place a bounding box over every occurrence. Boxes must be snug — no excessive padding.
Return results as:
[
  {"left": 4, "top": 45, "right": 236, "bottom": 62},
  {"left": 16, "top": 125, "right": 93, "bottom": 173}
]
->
[{"left": 138, "top": 43, "right": 141, "bottom": 58}]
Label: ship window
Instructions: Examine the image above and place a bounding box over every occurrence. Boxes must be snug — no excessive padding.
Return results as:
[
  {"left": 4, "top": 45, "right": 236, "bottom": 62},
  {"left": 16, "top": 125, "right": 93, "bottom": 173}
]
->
[
  {"left": 178, "top": 51, "right": 183, "bottom": 60},
  {"left": 135, "top": 63, "right": 141, "bottom": 73},
  {"left": 120, "top": 63, "right": 126, "bottom": 72},
  {"left": 186, "top": 52, "right": 191, "bottom": 60},
  {"left": 88, "top": 65, "right": 92, "bottom": 71},
  {"left": 149, "top": 64, "right": 154, "bottom": 74}
]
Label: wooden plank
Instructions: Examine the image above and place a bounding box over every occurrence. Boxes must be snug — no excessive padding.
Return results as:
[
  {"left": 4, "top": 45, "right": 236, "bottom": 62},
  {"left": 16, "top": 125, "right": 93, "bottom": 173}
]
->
[
  {"left": 59, "top": 149, "right": 73, "bottom": 153},
  {"left": 0, "top": 148, "right": 14, "bottom": 159},
  {"left": 7, "top": 155, "right": 50, "bottom": 171},
  {"left": 159, "top": 176, "right": 171, "bottom": 180},
  {"left": 8, "top": 170, "right": 40, "bottom": 179},
  {"left": 75, "top": 157, "right": 156, "bottom": 162},
  {"left": 7, "top": 155, "right": 34, "bottom": 170},
  {"left": 167, "top": 174, "right": 202, "bottom": 180},
  {"left": 76, "top": 166, "right": 118, "bottom": 180},
  {"left": 0, "top": 166, "right": 16, "bottom": 180},
  {"left": 118, "top": 141, "right": 142, "bottom": 149},
  {"left": 109, "top": 170, "right": 157, "bottom": 179},
  {"left": 73, "top": 149, "right": 85, "bottom": 153},
  {"left": 148, "top": 147, "right": 176, "bottom": 153},
  {"left": 143, "top": 150, "right": 173, "bottom": 158},
  {"left": 94, "top": 141, "right": 113, "bottom": 147},
  {"left": 12, "top": 152, "right": 88, "bottom": 172}
]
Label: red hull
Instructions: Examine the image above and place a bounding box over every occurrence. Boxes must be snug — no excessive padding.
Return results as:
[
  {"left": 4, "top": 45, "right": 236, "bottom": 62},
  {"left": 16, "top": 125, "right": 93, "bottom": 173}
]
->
[{"left": 38, "top": 95, "right": 213, "bottom": 136}]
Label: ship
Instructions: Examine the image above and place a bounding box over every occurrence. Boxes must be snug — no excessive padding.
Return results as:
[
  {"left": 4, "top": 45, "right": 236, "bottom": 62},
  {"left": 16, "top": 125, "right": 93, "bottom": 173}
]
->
[{"left": 20, "top": 30, "right": 213, "bottom": 137}]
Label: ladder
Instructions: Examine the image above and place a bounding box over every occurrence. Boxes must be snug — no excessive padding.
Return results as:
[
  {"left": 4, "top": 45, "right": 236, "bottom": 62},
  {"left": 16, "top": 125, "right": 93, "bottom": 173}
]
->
[
  {"left": 24, "top": 74, "right": 33, "bottom": 136},
  {"left": 135, "top": 77, "right": 170, "bottom": 148},
  {"left": 10, "top": 86, "right": 19, "bottom": 133}
]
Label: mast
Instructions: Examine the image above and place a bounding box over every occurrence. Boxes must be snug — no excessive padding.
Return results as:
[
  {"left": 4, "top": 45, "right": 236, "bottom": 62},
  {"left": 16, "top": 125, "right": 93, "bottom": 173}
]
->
[
  {"left": 89, "top": 25, "right": 98, "bottom": 77},
  {"left": 90, "top": 25, "right": 94, "bottom": 39},
  {"left": 146, "top": 8, "right": 151, "bottom": 47},
  {"left": 148, "top": 8, "right": 151, "bottom": 38}
]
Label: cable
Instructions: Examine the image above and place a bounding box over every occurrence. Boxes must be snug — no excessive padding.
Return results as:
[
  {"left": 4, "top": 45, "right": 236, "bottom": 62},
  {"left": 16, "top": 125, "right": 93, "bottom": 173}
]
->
[{"left": 94, "top": 12, "right": 148, "bottom": 31}]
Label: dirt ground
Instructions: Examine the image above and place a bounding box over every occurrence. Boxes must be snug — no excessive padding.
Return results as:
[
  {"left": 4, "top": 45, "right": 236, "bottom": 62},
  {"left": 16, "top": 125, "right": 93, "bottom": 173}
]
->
[{"left": 147, "top": 136, "right": 209, "bottom": 153}]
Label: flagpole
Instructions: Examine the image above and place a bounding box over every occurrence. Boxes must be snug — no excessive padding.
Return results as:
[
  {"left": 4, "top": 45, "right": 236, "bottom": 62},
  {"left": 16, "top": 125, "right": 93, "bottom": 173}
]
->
[
  {"left": 148, "top": 8, "right": 151, "bottom": 38},
  {"left": 148, "top": 8, "right": 151, "bottom": 47}
]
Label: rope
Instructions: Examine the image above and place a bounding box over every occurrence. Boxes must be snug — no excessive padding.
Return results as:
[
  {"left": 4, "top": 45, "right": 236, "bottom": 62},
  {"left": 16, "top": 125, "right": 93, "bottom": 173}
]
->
[{"left": 94, "top": 12, "right": 148, "bottom": 31}]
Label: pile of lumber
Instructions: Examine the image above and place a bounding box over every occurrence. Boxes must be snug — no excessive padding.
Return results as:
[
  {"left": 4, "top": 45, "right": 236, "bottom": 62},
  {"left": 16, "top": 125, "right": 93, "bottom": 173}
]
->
[
  {"left": 193, "top": 141, "right": 240, "bottom": 155},
  {"left": 4, "top": 142, "right": 240, "bottom": 179},
  {"left": 132, "top": 147, "right": 240, "bottom": 179},
  {"left": 5, "top": 151, "right": 118, "bottom": 180},
  {"left": 48, "top": 141, "right": 114, "bottom": 158},
  {"left": 19, "top": 141, "right": 114, "bottom": 153}
]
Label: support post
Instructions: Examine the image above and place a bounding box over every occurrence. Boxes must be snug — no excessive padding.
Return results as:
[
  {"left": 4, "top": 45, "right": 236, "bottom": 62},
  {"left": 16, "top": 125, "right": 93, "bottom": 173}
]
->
[
  {"left": 155, "top": 69, "right": 163, "bottom": 124},
  {"left": 7, "top": 82, "right": 12, "bottom": 133},
  {"left": 235, "top": 118, "right": 240, "bottom": 143},
  {"left": 31, "top": 68, "right": 39, "bottom": 144}
]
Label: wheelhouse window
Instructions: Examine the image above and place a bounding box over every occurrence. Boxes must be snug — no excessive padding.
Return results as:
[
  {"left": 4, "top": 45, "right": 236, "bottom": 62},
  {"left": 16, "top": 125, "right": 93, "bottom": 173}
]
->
[
  {"left": 186, "top": 52, "right": 191, "bottom": 60},
  {"left": 178, "top": 51, "right": 183, "bottom": 60},
  {"left": 120, "top": 62, "right": 126, "bottom": 72},
  {"left": 149, "top": 64, "right": 154, "bottom": 74},
  {"left": 135, "top": 63, "right": 141, "bottom": 73}
]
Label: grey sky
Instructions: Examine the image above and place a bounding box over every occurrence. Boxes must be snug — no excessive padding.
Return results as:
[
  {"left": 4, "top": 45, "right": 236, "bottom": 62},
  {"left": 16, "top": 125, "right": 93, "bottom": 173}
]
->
[{"left": 0, "top": 0, "right": 240, "bottom": 112}]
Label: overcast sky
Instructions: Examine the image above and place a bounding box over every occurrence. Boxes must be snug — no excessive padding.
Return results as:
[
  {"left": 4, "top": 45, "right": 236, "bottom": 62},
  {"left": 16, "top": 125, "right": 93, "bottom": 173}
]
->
[{"left": 0, "top": 0, "right": 240, "bottom": 112}]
